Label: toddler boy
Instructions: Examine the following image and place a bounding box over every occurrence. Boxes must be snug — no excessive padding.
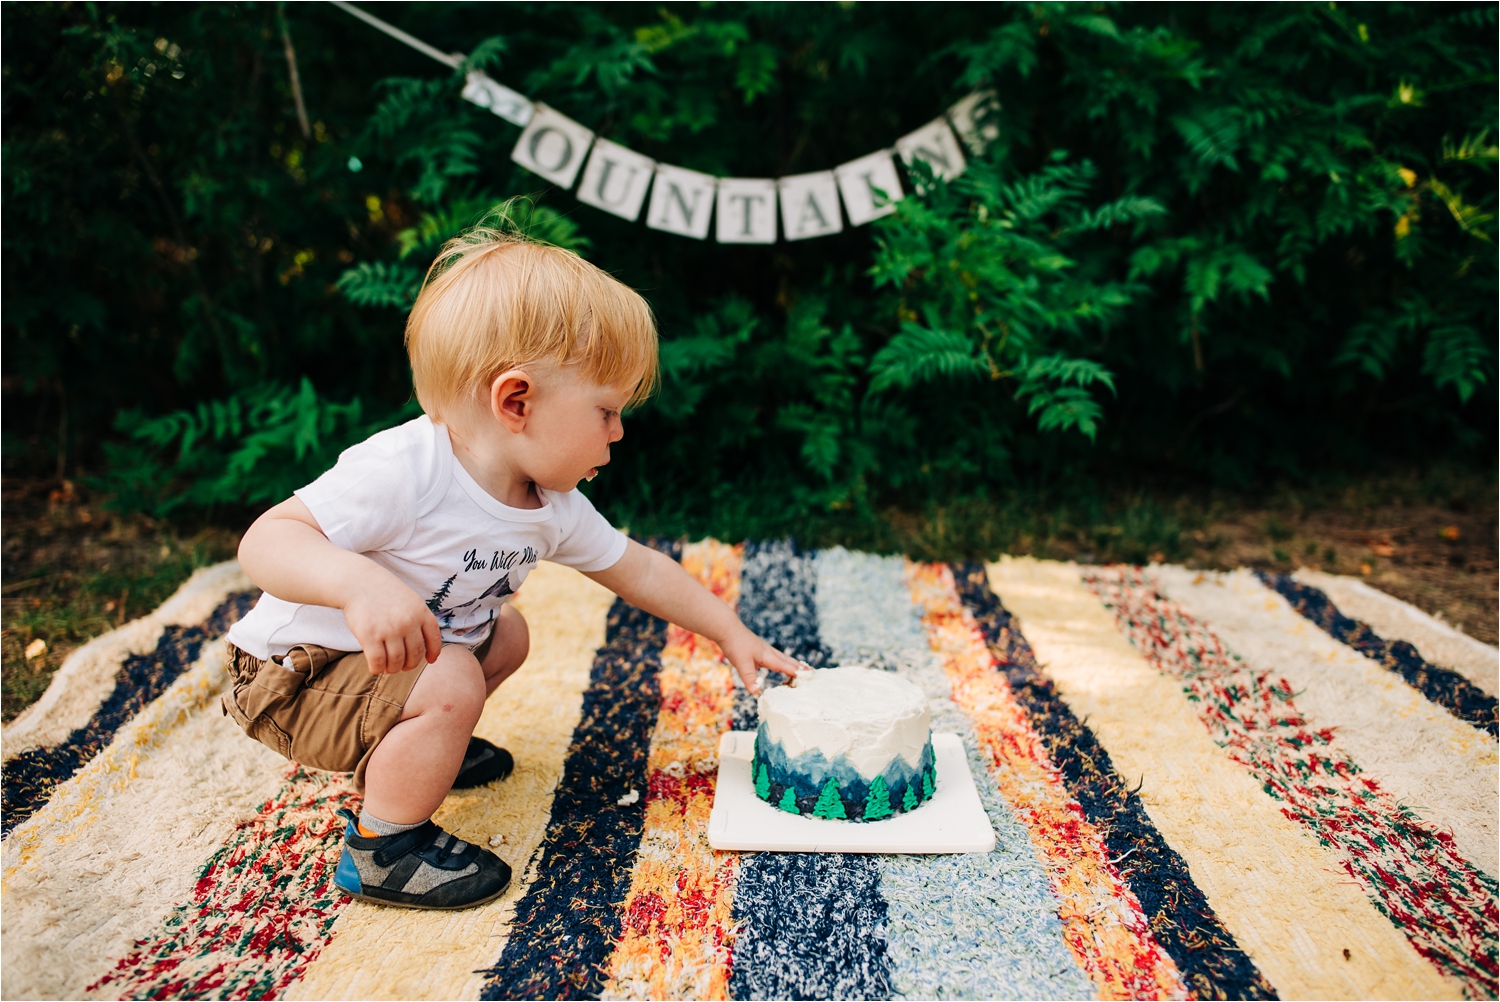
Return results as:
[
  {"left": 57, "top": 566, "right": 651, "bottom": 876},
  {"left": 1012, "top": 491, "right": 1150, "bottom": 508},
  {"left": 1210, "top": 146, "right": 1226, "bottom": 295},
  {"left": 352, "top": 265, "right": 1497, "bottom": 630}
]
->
[{"left": 224, "top": 224, "right": 800, "bottom": 910}]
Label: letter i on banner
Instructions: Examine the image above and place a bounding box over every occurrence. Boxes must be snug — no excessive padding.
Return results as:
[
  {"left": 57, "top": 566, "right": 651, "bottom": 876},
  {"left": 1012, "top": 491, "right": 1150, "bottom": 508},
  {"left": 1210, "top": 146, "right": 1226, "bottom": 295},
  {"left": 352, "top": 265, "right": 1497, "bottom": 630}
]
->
[
  {"left": 835, "top": 150, "right": 904, "bottom": 226},
  {"left": 716, "top": 178, "right": 777, "bottom": 243},
  {"left": 895, "top": 118, "right": 967, "bottom": 189},
  {"left": 946, "top": 90, "right": 999, "bottom": 154},
  {"left": 576, "top": 139, "right": 655, "bottom": 221},
  {"left": 646, "top": 164, "right": 717, "bottom": 239},
  {"left": 511, "top": 103, "right": 595, "bottom": 188},
  {"left": 779, "top": 171, "right": 842, "bottom": 241}
]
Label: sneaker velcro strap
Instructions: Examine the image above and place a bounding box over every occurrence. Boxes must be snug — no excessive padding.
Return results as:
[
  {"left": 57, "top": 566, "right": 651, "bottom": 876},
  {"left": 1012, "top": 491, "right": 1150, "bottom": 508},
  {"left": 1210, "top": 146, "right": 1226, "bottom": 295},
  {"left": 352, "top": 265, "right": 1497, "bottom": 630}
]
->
[{"left": 372, "top": 821, "right": 442, "bottom": 868}]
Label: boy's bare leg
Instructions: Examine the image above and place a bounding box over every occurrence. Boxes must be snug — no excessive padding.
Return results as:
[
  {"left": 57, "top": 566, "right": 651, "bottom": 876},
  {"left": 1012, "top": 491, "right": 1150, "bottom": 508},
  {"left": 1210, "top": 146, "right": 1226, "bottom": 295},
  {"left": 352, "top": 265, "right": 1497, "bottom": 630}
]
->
[
  {"left": 361, "top": 645, "right": 486, "bottom": 825},
  {"left": 480, "top": 602, "right": 530, "bottom": 696}
]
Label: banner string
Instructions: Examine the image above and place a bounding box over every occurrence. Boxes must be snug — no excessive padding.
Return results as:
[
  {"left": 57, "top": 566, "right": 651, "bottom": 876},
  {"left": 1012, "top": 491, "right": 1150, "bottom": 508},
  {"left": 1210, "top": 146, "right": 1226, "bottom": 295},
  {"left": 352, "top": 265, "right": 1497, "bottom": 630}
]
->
[{"left": 326, "top": 0, "right": 463, "bottom": 68}]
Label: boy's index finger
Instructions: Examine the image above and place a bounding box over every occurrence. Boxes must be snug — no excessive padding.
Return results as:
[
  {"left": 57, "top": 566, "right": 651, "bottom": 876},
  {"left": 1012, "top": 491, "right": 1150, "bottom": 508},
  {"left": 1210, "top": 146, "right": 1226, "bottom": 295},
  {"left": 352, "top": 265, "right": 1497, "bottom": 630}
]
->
[{"left": 423, "top": 613, "right": 442, "bottom": 663}]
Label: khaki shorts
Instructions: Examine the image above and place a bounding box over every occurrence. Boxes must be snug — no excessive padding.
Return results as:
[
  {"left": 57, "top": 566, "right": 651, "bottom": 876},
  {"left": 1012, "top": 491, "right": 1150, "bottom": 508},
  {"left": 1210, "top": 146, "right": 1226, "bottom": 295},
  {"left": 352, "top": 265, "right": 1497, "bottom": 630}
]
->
[{"left": 222, "top": 636, "right": 489, "bottom": 789}]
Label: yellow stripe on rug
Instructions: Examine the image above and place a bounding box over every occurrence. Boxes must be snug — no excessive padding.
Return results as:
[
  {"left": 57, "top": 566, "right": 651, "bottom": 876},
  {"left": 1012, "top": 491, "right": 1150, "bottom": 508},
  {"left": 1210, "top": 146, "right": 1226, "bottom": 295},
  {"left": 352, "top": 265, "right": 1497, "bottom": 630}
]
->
[
  {"left": 599, "top": 539, "right": 744, "bottom": 1002},
  {"left": 986, "top": 557, "right": 1465, "bottom": 1002},
  {"left": 285, "top": 560, "right": 616, "bottom": 1002},
  {"left": 2, "top": 628, "right": 290, "bottom": 1000},
  {"left": 904, "top": 561, "right": 1189, "bottom": 1001}
]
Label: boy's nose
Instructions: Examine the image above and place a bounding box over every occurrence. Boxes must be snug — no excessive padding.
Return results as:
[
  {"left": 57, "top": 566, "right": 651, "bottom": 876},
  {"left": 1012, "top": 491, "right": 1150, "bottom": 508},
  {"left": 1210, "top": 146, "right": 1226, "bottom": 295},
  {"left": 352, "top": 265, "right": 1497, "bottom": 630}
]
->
[{"left": 609, "top": 417, "right": 624, "bottom": 443}]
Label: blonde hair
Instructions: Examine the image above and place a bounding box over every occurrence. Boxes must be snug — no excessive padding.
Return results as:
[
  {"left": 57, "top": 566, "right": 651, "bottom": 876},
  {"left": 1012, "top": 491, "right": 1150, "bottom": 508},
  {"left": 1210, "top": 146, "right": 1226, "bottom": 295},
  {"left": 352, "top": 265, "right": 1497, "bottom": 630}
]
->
[{"left": 405, "top": 213, "right": 658, "bottom": 420}]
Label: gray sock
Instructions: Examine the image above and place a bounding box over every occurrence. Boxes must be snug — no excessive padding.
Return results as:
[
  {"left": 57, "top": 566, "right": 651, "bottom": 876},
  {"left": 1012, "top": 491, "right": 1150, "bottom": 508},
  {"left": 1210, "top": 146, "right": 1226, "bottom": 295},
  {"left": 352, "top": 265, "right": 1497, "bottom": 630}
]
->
[{"left": 357, "top": 811, "right": 424, "bottom": 837}]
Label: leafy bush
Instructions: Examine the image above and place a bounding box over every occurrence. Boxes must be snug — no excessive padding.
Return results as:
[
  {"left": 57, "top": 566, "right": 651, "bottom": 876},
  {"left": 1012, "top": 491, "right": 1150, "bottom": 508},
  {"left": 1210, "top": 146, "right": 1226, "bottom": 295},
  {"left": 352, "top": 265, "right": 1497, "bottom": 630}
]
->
[{"left": 3, "top": 3, "right": 1493, "bottom": 535}]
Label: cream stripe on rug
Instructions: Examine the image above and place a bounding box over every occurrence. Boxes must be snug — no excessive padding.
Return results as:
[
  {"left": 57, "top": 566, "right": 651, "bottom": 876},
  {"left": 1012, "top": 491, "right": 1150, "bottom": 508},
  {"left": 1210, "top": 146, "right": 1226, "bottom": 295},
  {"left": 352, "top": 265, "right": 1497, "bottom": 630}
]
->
[
  {"left": 2, "top": 631, "right": 289, "bottom": 1000},
  {"left": 1293, "top": 568, "right": 1500, "bottom": 697},
  {"left": 1156, "top": 566, "right": 1499, "bottom": 878},
  {"left": 284, "top": 560, "right": 615, "bottom": 1002},
  {"left": 2, "top": 561, "right": 251, "bottom": 760},
  {"left": 987, "top": 557, "right": 1464, "bottom": 1002}
]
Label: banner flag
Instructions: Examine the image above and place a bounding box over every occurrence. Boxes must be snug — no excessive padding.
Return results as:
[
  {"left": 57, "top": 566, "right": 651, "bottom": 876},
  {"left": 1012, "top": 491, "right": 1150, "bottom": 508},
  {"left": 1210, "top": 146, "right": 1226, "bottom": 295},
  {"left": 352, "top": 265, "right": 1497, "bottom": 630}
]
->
[
  {"left": 576, "top": 139, "right": 656, "bottom": 222},
  {"left": 646, "top": 164, "right": 717, "bottom": 240},
  {"left": 779, "top": 171, "right": 843, "bottom": 241},
  {"left": 715, "top": 178, "right": 778, "bottom": 244},
  {"left": 511, "top": 104, "right": 594, "bottom": 189},
  {"left": 462, "top": 71, "right": 533, "bottom": 127},
  {"left": 946, "top": 90, "right": 999, "bottom": 154},
  {"left": 895, "top": 118, "right": 967, "bottom": 186},
  {"left": 835, "top": 150, "right": 904, "bottom": 226}
]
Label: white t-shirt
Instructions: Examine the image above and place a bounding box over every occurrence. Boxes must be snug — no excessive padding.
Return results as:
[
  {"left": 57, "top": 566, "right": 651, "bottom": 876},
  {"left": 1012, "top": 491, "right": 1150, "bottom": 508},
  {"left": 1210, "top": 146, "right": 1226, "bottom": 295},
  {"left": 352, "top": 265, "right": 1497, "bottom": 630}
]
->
[{"left": 226, "top": 415, "right": 627, "bottom": 660}]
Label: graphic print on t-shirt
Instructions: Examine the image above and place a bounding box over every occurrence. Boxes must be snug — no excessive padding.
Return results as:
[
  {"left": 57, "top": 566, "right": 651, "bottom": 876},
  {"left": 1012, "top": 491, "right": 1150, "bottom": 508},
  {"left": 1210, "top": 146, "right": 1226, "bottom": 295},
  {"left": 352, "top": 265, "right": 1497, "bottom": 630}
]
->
[{"left": 426, "top": 546, "right": 539, "bottom": 644}]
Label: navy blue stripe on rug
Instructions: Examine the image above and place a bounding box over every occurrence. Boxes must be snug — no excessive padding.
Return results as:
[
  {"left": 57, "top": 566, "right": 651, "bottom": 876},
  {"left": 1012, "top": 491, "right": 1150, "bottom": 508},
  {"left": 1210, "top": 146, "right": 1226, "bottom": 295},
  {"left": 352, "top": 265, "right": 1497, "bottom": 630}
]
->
[
  {"left": 952, "top": 563, "right": 1278, "bottom": 1002},
  {"left": 728, "top": 540, "right": 892, "bottom": 1002},
  {"left": 479, "top": 539, "right": 677, "bottom": 1001},
  {"left": 1255, "top": 571, "right": 1498, "bottom": 738},
  {"left": 1, "top": 589, "right": 258, "bottom": 838}
]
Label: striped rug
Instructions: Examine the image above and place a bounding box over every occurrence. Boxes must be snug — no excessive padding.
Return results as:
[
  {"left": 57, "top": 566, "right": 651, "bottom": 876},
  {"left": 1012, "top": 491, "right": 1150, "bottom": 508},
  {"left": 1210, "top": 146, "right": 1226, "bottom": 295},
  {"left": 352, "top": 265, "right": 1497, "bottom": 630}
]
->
[{"left": 2, "top": 545, "right": 1495, "bottom": 1001}]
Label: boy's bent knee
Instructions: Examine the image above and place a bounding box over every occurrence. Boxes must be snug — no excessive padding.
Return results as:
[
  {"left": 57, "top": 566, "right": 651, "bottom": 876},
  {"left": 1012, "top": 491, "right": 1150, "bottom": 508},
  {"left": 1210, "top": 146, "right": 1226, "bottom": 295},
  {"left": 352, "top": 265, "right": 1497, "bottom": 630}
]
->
[{"left": 402, "top": 646, "right": 486, "bottom": 720}]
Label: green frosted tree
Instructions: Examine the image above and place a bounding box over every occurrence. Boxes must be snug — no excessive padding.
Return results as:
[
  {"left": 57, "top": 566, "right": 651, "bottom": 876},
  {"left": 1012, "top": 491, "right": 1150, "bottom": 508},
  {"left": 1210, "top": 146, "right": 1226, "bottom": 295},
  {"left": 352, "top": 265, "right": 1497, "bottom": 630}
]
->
[
  {"left": 902, "top": 783, "right": 918, "bottom": 812},
  {"left": 812, "top": 778, "right": 847, "bottom": 820},
  {"left": 777, "top": 787, "right": 799, "bottom": 813},
  {"left": 863, "top": 775, "right": 892, "bottom": 820},
  {"left": 922, "top": 766, "right": 936, "bottom": 800},
  {"left": 754, "top": 763, "right": 771, "bottom": 801}
]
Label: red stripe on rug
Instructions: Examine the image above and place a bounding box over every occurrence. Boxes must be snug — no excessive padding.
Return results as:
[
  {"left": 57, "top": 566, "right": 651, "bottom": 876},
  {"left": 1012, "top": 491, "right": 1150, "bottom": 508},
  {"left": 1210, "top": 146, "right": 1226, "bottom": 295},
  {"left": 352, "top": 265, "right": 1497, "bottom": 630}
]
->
[
  {"left": 86, "top": 767, "right": 357, "bottom": 1000},
  {"left": 1084, "top": 566, "right": 1499, "bottom": 998}
]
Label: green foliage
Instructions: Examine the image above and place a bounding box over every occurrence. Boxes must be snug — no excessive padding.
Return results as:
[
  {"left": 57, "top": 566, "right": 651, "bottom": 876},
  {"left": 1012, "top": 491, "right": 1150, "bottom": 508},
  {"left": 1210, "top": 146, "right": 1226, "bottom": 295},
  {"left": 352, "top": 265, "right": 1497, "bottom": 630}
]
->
[
  {"left": 812, "top": 777, "right": 847, "bottom": 820},
  {"left": 863, "top": 775, "right": 892, "bottom": 820},
  {"left": 4, "top": 3, "right": 1493, "bottom": 524}
]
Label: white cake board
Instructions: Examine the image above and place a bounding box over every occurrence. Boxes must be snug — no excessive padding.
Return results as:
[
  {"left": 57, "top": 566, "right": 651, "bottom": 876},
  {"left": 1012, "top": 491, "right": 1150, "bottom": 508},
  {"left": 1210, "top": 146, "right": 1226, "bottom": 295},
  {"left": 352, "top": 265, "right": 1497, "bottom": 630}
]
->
[{"left": 708, "top": 732, "right": 996, "bottom": 854}]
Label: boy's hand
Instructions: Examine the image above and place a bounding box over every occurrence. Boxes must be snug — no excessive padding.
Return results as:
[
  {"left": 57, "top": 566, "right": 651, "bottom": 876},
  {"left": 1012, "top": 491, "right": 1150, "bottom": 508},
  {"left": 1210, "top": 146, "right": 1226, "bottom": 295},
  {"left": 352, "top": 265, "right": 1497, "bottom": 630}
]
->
[
  {"left": 342, "top": 574, "right": 442, "bottom": 675},
  {"left": 719, "top": 626, "right": 804, "bottom": 694}
]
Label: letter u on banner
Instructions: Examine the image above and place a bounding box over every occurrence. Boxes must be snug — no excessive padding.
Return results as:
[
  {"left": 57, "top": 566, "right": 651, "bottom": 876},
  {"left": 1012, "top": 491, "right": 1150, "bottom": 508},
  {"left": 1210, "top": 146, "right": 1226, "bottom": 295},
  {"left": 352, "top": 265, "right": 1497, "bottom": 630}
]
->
[
  {"left": 646, "top": 164, "right": 717, "bottom": 240},
  {"left": 835, "top": 150, "right": 904, "bottom": 226},
  {"left": 576, "top": 139, "right": 655, "bottom": 221},
  {"left": 716, "top": 178, "right": 777, "bottom": 243},
  {"left": 779, "top": 171, "right": 842, "bottom": 241},
  {"left": 511, "top": 103, "right": 594, "bottom": 189}
]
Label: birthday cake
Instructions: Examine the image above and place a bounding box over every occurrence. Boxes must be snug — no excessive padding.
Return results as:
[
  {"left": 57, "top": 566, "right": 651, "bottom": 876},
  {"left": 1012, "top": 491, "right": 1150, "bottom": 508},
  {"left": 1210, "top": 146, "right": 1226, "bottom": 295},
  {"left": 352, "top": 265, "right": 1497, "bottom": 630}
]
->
[{"left": 751, "top": 666, "right": 935, "bottom": 822}]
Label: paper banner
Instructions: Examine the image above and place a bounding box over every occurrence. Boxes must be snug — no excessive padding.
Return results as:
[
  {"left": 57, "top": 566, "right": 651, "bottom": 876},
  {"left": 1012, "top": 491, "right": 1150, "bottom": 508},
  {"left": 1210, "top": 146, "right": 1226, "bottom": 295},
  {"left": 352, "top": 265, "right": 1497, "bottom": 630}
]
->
[
  {"left": 895, "top": 118, "right": 967, "bottom": 185},
  {"left": 715, "top": 178, "right": 778, "bottom": 244},
  {"left": 576, "top": 139, "right": 656, "bottom": 222},
  {"left": 462, "top": 71, "right": 533, "bottom": 127},
  {"left": 779, "top": 171, "right": 843, "bottom": 241},
  {"left": 946, "top": 90, "right": 999, "bottom": 155},
  {"left": 646, "top": 164, "right": 717, "bottom": 240},
  {"left": 835, "top": 150, "right": 904, "bottom": 226},
  {"left": 511, "top": 104, "right": 594, "bottom": 189}
]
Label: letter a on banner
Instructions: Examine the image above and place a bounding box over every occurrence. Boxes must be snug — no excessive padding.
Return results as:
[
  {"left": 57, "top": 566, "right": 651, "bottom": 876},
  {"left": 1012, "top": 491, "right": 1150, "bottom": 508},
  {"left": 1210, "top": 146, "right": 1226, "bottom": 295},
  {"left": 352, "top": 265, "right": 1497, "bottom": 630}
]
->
[
  {"left": 779, "top": 171, "right": 842, "bottom": 241},
  {"left": 647, "top": 164, "right": 716, "bottom": 240},
  {"left": 895, "top": 118, "right": 967, "bottom": 186},
  {"left": 835, "top": 150, "right": 904, "bottom": 226},
  {"left": 511, "top": 104, "right": 594, "bottom": 189},
  {"left": 715, "top": 178, "right": 777, "bottom": 244},
  {"left": 576, "top": 139, "right": 655, "bottom": 221}
]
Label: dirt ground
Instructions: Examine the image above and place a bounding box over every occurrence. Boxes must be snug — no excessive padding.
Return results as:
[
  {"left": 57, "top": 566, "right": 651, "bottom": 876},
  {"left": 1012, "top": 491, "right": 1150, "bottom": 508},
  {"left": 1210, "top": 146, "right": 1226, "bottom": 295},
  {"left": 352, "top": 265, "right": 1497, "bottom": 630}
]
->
[{"left": 2, "top": 474, "right": 1495, "bottom": 723}]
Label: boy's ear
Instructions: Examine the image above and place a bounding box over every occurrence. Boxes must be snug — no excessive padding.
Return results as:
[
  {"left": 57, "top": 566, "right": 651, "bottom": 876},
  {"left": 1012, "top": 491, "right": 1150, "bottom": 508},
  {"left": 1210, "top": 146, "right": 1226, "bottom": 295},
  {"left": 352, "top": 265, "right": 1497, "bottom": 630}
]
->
[{"left": 489, "top": 370, "right": 532, "bottom": 433}]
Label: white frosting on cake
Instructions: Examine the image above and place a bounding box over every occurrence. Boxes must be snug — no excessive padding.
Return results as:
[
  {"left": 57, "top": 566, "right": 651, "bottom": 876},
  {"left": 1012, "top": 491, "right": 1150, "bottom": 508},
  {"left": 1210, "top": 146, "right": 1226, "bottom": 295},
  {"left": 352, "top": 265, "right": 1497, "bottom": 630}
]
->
[{"left": 756, "top": 667, "right": 930, "bottom": 781}]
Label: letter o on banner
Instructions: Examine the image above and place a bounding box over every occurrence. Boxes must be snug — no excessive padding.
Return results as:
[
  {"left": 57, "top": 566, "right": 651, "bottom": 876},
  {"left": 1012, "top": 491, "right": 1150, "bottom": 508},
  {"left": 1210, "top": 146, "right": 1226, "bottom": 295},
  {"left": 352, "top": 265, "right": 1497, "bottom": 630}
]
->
[
  {"left": 715, "top": 178, "right": 778, "bottom": 244},
  {"left": 511, "top": 103, "right": 595, "bottom": 189}
]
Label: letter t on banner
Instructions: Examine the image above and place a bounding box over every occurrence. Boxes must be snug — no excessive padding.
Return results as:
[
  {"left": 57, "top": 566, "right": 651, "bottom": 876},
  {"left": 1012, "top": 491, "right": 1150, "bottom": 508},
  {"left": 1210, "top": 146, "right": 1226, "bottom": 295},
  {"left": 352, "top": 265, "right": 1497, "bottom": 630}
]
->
[
  {"left": 646, "top": 164, "right": 717, "bottom": 239},
  {"left": 716, "top": 178, "right": 778, "bottom": 243},
  {"left": 511, "top": 104, "right": 595, "bottom": 189},
  {"left": 576, "top": 139, "right": 655, "bottom": 221},
  {"left": 835, "top": 150, "right": 904, "bottom": 226},
  {"left": 779, "top": 171, "right": 843, "bottom": 241}
]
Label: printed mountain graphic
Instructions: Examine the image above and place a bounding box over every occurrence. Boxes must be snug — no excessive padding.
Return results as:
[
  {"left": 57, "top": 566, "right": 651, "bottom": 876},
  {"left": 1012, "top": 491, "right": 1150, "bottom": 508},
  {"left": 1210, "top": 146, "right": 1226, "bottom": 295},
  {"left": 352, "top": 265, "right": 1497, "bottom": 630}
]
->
[{"left": 433, "top": 572, "right": 514, "bottom": 628}]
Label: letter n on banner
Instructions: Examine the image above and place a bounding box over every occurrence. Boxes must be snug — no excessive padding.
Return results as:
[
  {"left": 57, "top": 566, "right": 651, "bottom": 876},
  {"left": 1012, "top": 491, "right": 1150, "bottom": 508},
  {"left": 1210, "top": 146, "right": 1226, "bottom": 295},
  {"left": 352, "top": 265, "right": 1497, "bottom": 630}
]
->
[
  {"left": 835, "top": 150, "right": 904, "bottom": 226},
  {"left": 647, "top": 164, "right": 716, "bottom": 240},
  {"left": 511, "top": 104, "right": 594, "bottom": 189},
  {"left": 576, "top": 139, "right": 655, "bottom": 221},
  {"left": 715, "top": 178, "right": 777, "bottom": 244},
  {"left": 895, "top": 118, "right": 967, "bottom": 189},
  {"left": 778, "top": 171, "right": 842, "bottom": 241}
]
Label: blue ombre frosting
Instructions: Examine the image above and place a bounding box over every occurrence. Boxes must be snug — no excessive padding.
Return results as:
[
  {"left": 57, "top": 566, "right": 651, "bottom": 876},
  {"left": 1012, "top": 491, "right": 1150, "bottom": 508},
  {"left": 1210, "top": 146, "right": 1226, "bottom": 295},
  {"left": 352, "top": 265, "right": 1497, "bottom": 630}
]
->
[{"left": 751, "top": 666, "right": 935, "bottom": 822}]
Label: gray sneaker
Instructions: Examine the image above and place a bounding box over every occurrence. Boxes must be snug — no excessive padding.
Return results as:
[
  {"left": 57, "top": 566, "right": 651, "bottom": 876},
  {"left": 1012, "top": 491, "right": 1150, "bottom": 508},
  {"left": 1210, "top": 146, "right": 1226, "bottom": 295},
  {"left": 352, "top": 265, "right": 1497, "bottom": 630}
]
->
[{"left": 333, "top": 809, "right": 511, "bottom": 909}]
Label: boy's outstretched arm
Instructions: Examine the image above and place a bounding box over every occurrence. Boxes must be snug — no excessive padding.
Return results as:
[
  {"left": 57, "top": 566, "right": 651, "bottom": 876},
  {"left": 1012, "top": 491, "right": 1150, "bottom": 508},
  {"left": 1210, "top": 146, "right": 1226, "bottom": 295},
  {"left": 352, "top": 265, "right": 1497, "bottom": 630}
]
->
[
  {"left": 238, "top": 496, "right": 441, "bottom": 674},
  {"left": 586, "top": 539, "right": 802, "bottom": 693}
]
